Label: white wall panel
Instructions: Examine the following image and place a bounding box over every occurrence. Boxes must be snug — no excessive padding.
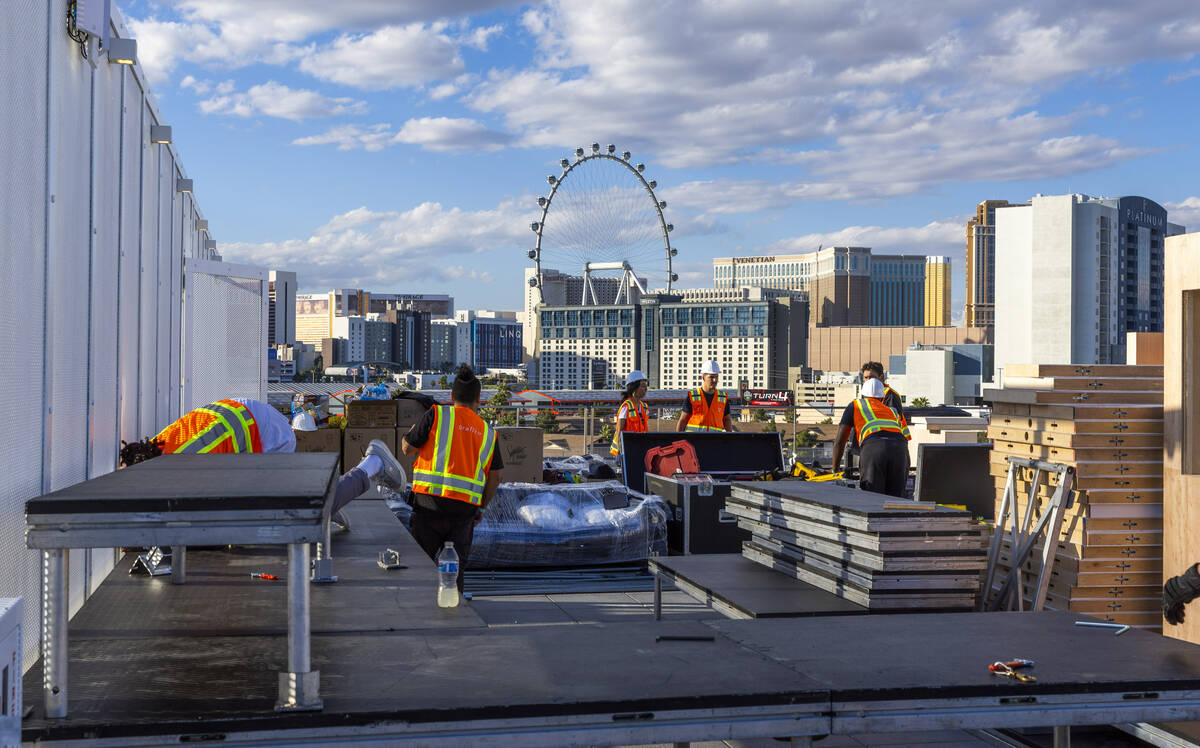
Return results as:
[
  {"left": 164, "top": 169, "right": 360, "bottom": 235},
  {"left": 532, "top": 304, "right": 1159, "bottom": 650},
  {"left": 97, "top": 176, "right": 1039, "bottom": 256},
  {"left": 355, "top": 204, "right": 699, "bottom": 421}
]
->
[
  {"left": 139, "top": 103, "right": 161, "bottom": 437},
  {"left": 0, "top": 0, "right": 50, "bottom": 672},
  {"left": 117, "top": 74, "right": 142, "bottom": 447}
]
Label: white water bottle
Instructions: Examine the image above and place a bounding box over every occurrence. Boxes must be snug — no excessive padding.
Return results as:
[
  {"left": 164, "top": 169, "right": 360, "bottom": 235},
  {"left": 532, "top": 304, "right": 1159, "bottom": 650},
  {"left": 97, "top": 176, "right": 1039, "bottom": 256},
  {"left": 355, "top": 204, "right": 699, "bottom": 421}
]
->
[{"left": 436, "top": 541, "right": 460, "bottom": 608}]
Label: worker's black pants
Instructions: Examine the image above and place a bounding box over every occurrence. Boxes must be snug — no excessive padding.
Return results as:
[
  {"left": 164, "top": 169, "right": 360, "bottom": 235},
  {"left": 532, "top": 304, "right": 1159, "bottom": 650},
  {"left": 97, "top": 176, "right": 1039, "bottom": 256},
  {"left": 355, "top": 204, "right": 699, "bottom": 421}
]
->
[
  {"left": 410, "top": 503, "right": 477, "bottom": 592},
  {"left": 858, "top": 436, "right": 908, "bottom": 498}
]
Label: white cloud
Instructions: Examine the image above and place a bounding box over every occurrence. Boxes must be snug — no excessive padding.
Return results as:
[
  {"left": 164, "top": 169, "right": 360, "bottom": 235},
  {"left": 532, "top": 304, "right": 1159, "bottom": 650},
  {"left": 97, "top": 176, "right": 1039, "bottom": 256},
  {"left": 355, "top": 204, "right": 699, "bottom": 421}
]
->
[
  {"left": 1165, "top": 197, "right": 1200, "bottom": 230},
  {"left": 392, "top": 117, "right": 513, "bottom": 152},
  {"left": 290, "top": 117, "right": 512, "bottom": 153},
  {"left": 1165, "top": 68, "right": 1200, "bottom": 84},
  {"left": 221, "top": 199, "right": 536, "bottom": 291},
  {"left": 464, "top": 0, "right": 1200, "bottom": 193},
  {"left": 125, "top": 1, "right": 513, "bottom": 85},
  {"left": 292, "top": 124, "right": 395, "bottom": 151},
  {"left": 765, "top": 219, "right": 968, "bottom": 256},
  {"left": 298, "top": 24, "right": 465, "bottom": 90},
  {"left": 463, "top": 24, "right": 504, "bottom": 51},
  {"left": 198, "top": 82, "right": 367, "bottom": 120}
]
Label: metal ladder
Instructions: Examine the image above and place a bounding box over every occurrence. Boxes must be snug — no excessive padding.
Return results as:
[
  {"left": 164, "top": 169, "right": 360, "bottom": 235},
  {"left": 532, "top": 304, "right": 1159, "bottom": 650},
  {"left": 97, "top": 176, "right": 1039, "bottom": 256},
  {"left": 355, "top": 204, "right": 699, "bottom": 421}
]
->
[{"left": 982, "top": 457, "right": 1077, "bottom": 612}]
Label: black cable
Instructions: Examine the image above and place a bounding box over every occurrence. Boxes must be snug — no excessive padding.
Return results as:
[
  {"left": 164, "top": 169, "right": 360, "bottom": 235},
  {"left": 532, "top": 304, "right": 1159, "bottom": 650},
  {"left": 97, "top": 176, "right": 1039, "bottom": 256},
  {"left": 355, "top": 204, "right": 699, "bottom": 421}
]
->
[{"left": 66, "top": 0, "right": 89, "bottom": 60}]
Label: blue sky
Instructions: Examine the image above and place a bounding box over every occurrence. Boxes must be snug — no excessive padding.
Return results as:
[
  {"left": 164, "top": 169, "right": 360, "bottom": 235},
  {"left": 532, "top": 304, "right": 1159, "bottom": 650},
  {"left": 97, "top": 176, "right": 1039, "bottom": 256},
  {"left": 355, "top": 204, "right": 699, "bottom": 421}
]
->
[{"left": 121, "top": 0, "right": 1200, "bottom": 320}]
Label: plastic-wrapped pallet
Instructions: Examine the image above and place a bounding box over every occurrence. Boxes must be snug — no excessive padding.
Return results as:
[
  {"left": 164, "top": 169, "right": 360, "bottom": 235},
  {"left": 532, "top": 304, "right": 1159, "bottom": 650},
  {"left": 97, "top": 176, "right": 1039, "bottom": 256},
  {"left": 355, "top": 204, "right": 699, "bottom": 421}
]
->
[{"left": 467, "top": 481, "right": 668, "bottom": 568}]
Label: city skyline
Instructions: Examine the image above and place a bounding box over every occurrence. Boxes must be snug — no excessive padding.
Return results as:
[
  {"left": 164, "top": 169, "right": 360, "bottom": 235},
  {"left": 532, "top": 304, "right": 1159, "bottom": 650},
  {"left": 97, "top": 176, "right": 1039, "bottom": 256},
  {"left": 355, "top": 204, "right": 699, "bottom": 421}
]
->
[{"left": 118, "top": 1, "right": 1200, "bottom": 319}]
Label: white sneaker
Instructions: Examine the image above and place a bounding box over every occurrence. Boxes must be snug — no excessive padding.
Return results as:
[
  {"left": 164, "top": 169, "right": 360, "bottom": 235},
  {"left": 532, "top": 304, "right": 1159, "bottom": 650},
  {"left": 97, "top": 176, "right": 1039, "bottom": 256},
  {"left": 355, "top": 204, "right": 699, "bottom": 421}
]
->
[{"left": 365, "top": 439, "right": 408, "bottom": 493}]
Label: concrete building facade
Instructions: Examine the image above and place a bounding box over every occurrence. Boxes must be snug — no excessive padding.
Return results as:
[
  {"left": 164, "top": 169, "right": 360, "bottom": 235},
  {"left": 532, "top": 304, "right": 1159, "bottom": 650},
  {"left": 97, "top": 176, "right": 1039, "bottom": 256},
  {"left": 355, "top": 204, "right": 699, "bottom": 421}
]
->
[
  {"left": 457, "top": 310, "right": 523, "bottom": 371},
  {"left": 994, "top": 193, "right": 1184, "bottom": 376},
  {"left": 887, "top": 343, "right": 994, "bottom": 405},
  {"left": 923, "top": 256, "right": 951, "bottom": 326},
  {"left": 806, "top": 325, "right": 993, "bottom": 373},
  {"left": 429, "top": 319, "right": 459, "bottom": 370}
]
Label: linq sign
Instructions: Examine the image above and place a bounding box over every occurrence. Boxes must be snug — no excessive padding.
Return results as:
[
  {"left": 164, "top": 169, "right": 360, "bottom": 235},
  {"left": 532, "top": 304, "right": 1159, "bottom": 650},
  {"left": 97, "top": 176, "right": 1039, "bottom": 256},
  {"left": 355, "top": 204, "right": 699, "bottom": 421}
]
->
[{"left": 741, "top": 389, "right": 794, "bottom": 407}]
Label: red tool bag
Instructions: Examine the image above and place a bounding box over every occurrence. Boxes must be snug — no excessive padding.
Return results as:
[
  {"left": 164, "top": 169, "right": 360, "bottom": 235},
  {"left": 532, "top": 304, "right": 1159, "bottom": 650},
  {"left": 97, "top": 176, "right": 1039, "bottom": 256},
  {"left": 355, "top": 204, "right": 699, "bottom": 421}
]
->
[{"left": 643, "top": 440, "right": 701, "bottom": 477}]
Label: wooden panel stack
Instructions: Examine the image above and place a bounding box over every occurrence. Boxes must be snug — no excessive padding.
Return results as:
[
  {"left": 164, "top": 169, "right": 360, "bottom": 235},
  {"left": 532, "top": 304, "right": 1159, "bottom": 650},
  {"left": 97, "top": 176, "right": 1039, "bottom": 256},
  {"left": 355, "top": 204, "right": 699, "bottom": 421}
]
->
[
  {"left": 727, "top": 482, "right": 985, "bottom": 610},
  {"left": 984, "top": 364, "right": 1164, "bottom": 631}
]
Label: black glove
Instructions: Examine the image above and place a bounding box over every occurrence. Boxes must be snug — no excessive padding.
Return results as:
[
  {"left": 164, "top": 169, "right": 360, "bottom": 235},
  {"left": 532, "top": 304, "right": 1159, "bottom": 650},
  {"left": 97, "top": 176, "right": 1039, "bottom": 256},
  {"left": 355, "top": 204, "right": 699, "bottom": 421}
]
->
[{"left": 1163, "top": 563, "right": 1200, "bottom": 625}]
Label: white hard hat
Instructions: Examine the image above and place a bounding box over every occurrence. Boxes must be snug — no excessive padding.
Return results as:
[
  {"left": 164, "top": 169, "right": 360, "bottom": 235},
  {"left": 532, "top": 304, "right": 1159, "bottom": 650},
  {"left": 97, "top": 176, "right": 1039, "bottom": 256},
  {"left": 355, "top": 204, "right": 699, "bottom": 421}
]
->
[
  {"left": 291, "top": 411, "right": 318, "bottom": 431},
  {"left": 860, "top": 378, "right": 885, "bottom": 399},
  {"left": 701, "top": 360, "right": 721, "bottom": 375},
  {"left": 625, "top": 369, "right": 647, "bottom": 387}
]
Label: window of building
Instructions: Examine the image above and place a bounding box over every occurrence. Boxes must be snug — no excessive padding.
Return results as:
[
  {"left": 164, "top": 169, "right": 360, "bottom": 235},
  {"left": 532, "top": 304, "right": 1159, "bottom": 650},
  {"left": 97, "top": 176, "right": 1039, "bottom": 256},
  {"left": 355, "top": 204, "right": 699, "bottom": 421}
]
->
[
  {"left": 662, "top": 308, "right": 674, "bottom": 324},
  {"left": 663, "top": 326, "right": 673, "bottom": 337},
  {"left": 706, "top": 307, "right": 719, "bottom": 324},
  {"left": 609, "top": 327, "right": 617, "bottom": 337}
]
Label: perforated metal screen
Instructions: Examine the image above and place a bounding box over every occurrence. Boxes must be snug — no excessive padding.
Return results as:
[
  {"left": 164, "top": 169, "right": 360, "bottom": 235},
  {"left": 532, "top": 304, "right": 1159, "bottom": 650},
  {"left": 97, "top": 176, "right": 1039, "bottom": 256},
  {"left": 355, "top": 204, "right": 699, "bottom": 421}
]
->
[
  {"left": 0, "top": 1, "right": 227, "bottom": 670},
  {"left": 184, "top": 262, "right": 268, "bottom": 411},
  {"left": 0, "top": 0, "right": 51, "bottom": 676}
]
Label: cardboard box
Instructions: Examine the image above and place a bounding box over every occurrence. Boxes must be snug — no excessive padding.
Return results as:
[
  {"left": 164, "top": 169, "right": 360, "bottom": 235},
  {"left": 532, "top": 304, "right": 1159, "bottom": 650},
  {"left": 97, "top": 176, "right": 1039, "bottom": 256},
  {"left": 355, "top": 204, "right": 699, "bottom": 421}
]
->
[
  {"left": 342, "top": 427, "right": 396, "bottom": 475},
  {"left": 397, "top": 399, "right": 427, "bottom": 431},
  {"left": 496, "top": 427, "right": 543, "bottom": 483},
  {"left": 347, "top": 399, "right": 398, "bottom": 428},
  {"left": 293, "top": 427, "right": 342, "bottom": 471}
]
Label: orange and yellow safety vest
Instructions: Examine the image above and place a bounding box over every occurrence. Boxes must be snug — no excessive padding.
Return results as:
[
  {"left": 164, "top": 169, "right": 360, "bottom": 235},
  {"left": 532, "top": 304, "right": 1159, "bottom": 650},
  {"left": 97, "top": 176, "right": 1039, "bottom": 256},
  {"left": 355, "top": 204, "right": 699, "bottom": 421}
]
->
[
  {"left": 851, "top": 397, "right": 911, "bottom": 444},
  {"left": 610, "top": 398, "right": 649, "bottom": 456},
  {"left": 685, "top": 388, "right": 727, "bottom": 432},
  {"left": 154, "top": 399, "right": 263, "bottom": 454},
  {"left": 412, "top": 405, "right": 497, "bottom": 506}
]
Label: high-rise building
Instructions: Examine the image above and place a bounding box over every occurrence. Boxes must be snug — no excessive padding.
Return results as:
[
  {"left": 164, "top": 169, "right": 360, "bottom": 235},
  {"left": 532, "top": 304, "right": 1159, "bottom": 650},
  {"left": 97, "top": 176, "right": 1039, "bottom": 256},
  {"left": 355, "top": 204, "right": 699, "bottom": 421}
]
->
[
  {"left": 535, "top": 289, "right": 806, "bottom": 390},
  {"left": 268, "top": 271, "right": 297, "bottom": 345},
  {"left": 523, "top": 267, "right": 645, "bottom": 362},
  {"left": 923, "top": 256, "right": 951, "bottom": 327},
  {"left": 869, "top": 254, "right": 926, "bottom": 326},
  {"left": 994, "top": 194, "right": 1185, "bottom": 374},
  {"left": 331, "top": 316, "right": 392, "bottom": 363},
  {"left": 429, "top": 319, "right": 459, "bottom": 370},
  {"left": 384, "top": 309, "right": 432, "bottom": 370},
  {"left": 714, "top": 247, "right": 931, "bottom": 327},
  {"left": 295, "top": 289, "right": 453, "bottom": 346},
  {"left": 965, "top": 200, "right": 1024, "bottom": 328},
  {"left": 456, "top": 310, "right": 523, "bottom": 371}
]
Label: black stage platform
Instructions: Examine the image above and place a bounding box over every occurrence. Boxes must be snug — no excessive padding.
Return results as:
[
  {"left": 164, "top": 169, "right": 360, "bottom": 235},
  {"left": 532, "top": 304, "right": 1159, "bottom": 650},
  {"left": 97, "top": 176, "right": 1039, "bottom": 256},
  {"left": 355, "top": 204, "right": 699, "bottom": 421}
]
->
[
  {"left": 22, "top": 498, "right": 1200, "bottom": 746},
  {"left": 649, "top": 553, "right": 867, "bottom": 619}
]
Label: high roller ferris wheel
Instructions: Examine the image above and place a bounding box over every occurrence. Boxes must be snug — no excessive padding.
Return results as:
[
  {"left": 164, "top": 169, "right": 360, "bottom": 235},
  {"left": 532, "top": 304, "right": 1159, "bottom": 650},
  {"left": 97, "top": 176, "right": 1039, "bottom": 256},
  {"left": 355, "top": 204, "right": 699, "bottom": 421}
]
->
[{"left": 526, "top": 143, "right": 677, "bottom": 305}]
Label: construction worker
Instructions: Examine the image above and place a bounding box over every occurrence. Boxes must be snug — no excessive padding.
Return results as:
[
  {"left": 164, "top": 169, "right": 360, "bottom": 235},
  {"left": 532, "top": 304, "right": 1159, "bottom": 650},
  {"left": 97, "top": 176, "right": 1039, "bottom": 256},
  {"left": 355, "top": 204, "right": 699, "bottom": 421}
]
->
[
  {"left": 118, "top": 398, "right": 408, "bottom": 529},
  {"left": 676, "top": 360, "right": 735, "bottom": 432},
  {"left": 610, "top": 370, "right": 650, "bottom": 456},
  {"left": 861, "top": 361, "right": 904, "bottom": 413},
  {"left": 831, "top": 378, "right": 911, "bottom": 497},
  {"left": 401, "top": 365, "right": 503, "bottom": 592},
  {"left": 1164, "top": 563, "right": 1200, "bottom": 624}
]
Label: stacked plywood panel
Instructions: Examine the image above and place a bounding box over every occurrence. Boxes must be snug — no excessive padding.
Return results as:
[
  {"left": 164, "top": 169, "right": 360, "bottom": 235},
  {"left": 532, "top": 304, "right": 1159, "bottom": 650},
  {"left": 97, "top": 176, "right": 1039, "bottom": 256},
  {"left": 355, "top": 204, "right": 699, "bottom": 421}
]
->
[
  {"left": 727, "top": 481, "right": 985, "bottom": 610},
  {"left": 984, "top": 364, "right": 1163, "bottom": 631}
]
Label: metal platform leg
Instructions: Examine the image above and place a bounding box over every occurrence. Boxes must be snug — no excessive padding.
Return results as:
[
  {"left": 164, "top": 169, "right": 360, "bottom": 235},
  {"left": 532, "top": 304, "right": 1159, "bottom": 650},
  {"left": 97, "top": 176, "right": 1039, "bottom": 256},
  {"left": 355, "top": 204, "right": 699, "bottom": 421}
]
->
[
  {"left": 311, "top": 519, "right": 337, "bottom": 583},
  {"left": 654, "top": 573, "right": 663, "bottom": 620},
  {"left": 172, "top": 546, "right": 187, "bottom": 584},
  {"left": 277, "top": 542, "right": 322, "bottom": 711},
  {"left": 1054, "top": 725, "right": 1070, "bottom": 748},
  {"left": 42, "top": 549, "right": 68, "bottom": 718}
]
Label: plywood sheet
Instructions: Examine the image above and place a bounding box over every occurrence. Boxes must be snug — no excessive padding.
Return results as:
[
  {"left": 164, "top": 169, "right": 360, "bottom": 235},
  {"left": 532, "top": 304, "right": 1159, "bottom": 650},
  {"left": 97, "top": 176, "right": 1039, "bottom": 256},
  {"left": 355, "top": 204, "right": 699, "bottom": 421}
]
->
[{"left": 1000, "top": 376, "right": 1163, "bottom": 392}]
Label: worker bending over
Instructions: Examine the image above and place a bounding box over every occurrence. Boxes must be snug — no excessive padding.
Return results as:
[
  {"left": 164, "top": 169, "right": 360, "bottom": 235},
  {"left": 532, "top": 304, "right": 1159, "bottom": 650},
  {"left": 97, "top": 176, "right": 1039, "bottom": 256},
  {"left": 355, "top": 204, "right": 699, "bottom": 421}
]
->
[
  {"left": 832, "top": 378, "right": 911, "bottom": 497},
  {"left": 402, "top": 365, "right": 503, "bottom": 592},
  {"left": 611, "top": 370, "right": 649, "bottom": 456},
  {"left": 676, "top": 360, "right": 734, "bottom": 433},
  {"left": 119, "top": 398, "right": 407, "bottom": 529}
]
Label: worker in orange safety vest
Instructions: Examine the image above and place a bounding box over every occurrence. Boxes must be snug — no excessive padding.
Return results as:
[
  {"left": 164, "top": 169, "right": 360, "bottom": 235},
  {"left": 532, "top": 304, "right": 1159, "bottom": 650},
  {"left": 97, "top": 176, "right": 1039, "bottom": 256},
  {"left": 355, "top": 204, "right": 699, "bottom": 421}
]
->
[
  {"left": 676, "top": 360, "right": 734, "bottom": 433},
  {"left": 402, "top": 365, "right": 503, "bottom": 591},
  {"left": 119, "top": 398, "right": 408, "bottom": 531},
  {"left": 831, "top": 378, "right": 911, "bottom": 497},
  {"left": 610, "top": 370, "right": 650, "bottom": 456}
]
